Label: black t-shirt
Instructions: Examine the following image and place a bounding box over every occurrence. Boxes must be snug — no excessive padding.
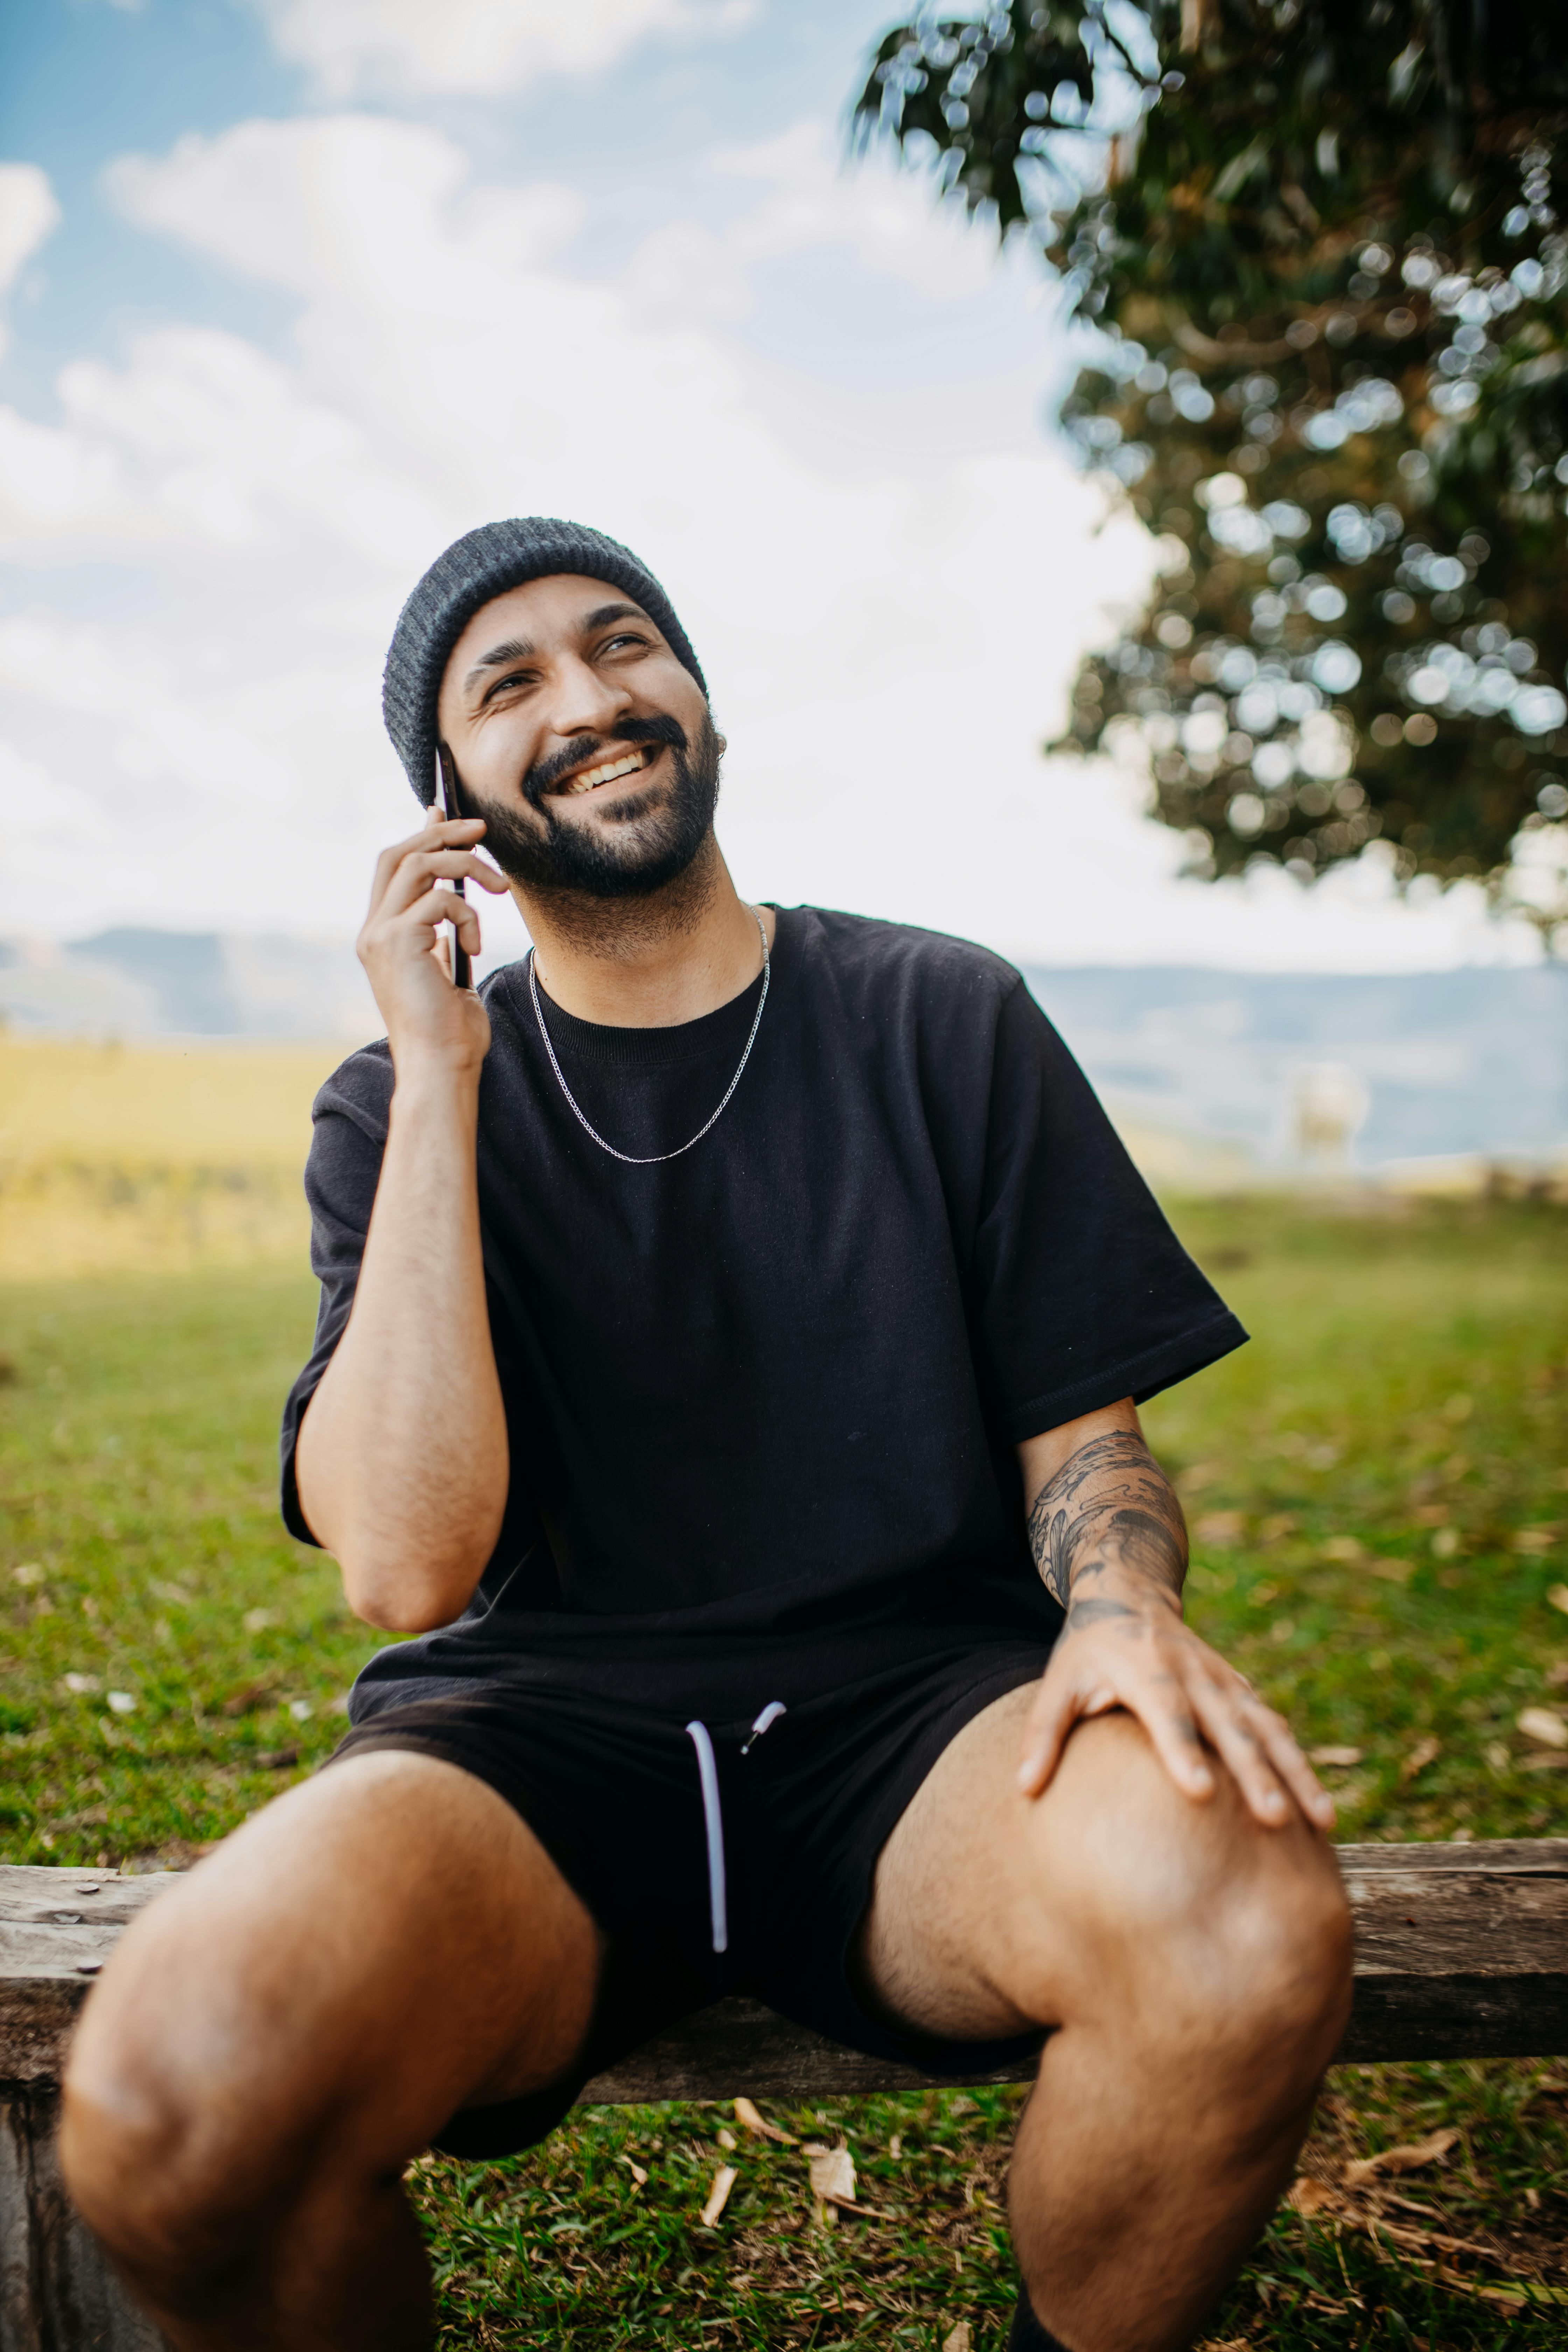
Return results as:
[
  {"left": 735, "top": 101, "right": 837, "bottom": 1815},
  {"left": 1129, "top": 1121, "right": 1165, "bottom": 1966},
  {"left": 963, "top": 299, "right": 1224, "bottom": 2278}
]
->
[{"left": 280, "top": 908, "right": 1245, "bottom": 1714}]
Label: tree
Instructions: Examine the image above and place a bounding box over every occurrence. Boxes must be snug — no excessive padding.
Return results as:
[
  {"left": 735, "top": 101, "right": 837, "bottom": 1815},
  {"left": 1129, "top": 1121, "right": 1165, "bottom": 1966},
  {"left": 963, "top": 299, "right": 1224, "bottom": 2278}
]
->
[{"left": 852, "top": 2, "right": 1568, "bottom": 942}]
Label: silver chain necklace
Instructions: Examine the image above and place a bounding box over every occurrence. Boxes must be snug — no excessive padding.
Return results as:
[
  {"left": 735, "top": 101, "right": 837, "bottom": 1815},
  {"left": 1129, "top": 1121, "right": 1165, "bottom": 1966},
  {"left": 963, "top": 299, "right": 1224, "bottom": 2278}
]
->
[{"left": 528, "top": 909, "right": 770, "bottom": 1166}]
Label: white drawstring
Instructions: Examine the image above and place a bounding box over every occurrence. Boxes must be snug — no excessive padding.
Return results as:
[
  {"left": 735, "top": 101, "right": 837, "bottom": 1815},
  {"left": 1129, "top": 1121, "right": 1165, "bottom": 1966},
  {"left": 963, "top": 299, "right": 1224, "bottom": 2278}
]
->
[
  {"left": 742, "top": 1700, "right": 787, "bottom": 1753},
  {"left": 685, "top": 1721, "right": 728, "bottom": 1955},
  {"left": 686, "top": 1704, "right": 786, "bottom": 1956}
]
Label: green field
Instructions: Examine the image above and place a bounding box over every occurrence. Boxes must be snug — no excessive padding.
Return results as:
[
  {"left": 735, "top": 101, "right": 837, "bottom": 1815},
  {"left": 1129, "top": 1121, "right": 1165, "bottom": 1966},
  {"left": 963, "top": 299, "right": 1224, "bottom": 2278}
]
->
[{"left": 3, "top": 1192, "right": 1567, "bottom": 2345}]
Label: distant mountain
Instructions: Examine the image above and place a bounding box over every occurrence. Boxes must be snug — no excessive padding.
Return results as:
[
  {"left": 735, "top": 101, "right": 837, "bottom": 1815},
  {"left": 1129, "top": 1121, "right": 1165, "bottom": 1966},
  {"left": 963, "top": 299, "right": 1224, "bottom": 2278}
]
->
[
  {"left": 2, "top": 931, "right": 1563, "bottom": 1170},
  {"left": 0, "top": 930, "right": 374, "bottom": 1040},
  {"left": 1024, "top": 963, "right": 1568, "bottom": 1170}
]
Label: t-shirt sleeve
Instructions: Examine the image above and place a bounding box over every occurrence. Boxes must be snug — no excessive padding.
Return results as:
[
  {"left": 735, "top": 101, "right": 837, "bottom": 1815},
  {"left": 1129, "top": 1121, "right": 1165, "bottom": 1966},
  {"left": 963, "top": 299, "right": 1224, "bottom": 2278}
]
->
[
  {"left": 278, "top": 1050, "right": 392, "bottom": 1546},
  {"left": 969, "top": 979, "right": 1246, "bottom": 1440}
]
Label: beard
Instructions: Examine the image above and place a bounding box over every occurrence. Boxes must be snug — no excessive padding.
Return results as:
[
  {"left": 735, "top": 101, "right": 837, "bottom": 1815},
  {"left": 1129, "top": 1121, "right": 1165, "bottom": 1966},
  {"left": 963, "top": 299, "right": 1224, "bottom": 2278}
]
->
[{"left": 463, "top": 710, "right": 722, "bottom": 902}]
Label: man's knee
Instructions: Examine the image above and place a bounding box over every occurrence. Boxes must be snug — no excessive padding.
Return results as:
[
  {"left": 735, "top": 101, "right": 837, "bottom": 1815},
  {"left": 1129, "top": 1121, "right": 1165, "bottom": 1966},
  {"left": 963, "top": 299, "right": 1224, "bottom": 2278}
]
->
[
  {"left": 1010, "top": 1721, "right": 1353, "bottom": 2090},
  {"left": 61, "top": 1961, "right": 316, "bottom": 2277}
]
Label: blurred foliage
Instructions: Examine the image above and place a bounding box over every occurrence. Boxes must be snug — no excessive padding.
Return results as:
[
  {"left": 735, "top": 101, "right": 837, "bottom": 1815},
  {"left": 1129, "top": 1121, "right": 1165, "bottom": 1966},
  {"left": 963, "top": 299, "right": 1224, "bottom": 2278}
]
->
[{"left": 852, "top": 1, "right": 1568, "bottom": 939}]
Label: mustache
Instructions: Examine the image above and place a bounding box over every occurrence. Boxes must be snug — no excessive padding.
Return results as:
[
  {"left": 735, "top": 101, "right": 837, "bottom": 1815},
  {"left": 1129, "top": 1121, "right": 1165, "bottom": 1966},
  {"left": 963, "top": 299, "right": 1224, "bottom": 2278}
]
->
[{"left": 523, "top": 713, "right": 688, "bottom": 811}]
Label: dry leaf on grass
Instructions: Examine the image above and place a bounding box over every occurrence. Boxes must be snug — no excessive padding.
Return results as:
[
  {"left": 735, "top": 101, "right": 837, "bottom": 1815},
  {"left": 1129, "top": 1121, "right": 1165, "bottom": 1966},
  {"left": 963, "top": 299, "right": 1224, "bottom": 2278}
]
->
[
  {"left": 716, "top": 2127, "right": 736, "bottom": 2150},
  {"left": 1369, "top": 1558, "right": 1415, "bottom": 1584},
  {"left": 1547, "top": 1584, "right": 1568, "bottom": 1615},
  {"left": 1546, "top": 1660, "right": 1568, "bottom": 1687},
  {"left": 621, "top": 2156, "right": 648, "bottom": 2188},
  {"left": 1321, "top": 1535, "right": 1365, "bottom": 1564},
  {"left": 1518, "top": 1706, "right": 1568, "bottom": 1749},
  {"left": 1195, "top": 1510, "right": 1246, "bottom": 1546},
  {"left": 942, "top": 2325, "right": 972, "bottom": 2352},
  {"left": 1288, "top": 2174, "right": 1338, "bottom": 2216},
  {"left": 1400, "top": 1736, "right": 1441, "bottom": 1783},
  {"left": 1309, "top": 1745, "right": 1363, "bottom": 1768},
  {"left": 700, "top": 2165, "right": 737, "bottom": 2227},
  {"left": 806, "top": 2145, "right": 857, "bottom": 2205},
  {"left": 733, "top": 2095, "right": 796, "bottom": 2144},
  {"left": 1343, "top": 2126, "right": 1460, "bottom": 2190}
]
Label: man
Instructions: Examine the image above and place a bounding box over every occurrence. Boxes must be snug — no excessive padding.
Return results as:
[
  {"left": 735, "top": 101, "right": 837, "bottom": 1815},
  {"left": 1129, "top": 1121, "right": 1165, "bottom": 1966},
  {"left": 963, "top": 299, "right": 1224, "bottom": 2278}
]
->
[{"left": 62, "top": 518, "right": 1351, "bottom": 2352}]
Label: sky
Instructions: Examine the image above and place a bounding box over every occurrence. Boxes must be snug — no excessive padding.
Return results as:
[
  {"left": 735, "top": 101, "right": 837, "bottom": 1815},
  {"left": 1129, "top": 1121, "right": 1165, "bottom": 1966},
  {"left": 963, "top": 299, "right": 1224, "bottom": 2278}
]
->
[{"left": 0, "top": 0, "right": 1541, "bottom": 973}]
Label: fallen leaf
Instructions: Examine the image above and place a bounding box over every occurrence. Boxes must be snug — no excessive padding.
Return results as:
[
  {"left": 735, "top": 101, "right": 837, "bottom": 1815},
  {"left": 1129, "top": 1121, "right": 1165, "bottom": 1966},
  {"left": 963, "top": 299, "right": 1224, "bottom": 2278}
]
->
[
  {"left": 1321, "top": 1535, "right": 1365, "bottom": 1564},
  {"left": 106, "top": 1690, "right": 136, "bottom": 1715},
  {"left": 1309, "top": 1745, "right": 1364, "bottom": 1768},
  {"left": 288, "top": 1699, "right": 314, "bottom": 1723},
  {"left": 1369, "top": 1558, "right": 1415, "bottom": 1584},
  {"left": 1518, "top": 1706, "right": 1568, "bottom": 1749},
  {"left": 734, "top": 2096, "right": 797, "bottom": 2145},
  {"left": 621, "top": 2155, "right": 648, "bottom": 2188},
  {"left": 61, "top": 1673, "right": 100, "bottom": 1696},
  {"left": 1400, "top": 1736, "right": 1441, "bottom": 1783},
  {"left": 222, "top": 1681, "right": 278, "bottom": 1717},
  {"left": 888, "top": 2133, "right": 902, "bottom": 2160},
  {"left": 943, "top": 2326, "right": 972, "bottom": 2352},
  {"left": 1176, "top": 1461, "right": 1225, "bottom": 1495},
  {"left": 1430, "top": 1526, "right": 1461, "bottom": 1557},
  {"left": 242, "top": 1608, "right": 274, "bottom": 1635},
  {"left": 700, "top": 2165, "right": 737, "bottom": 2227},
  {"left": 1343, "top": 2127, "right": 1460, "bottom": 2189},
  {"left": 1257, "top": 1512, "right": 1297, "bottom": 1544},
  {"left": 1547, "top": 1659, "right": 1568, "bottom": 1687},
  {"left": 1547, "top": 1584, "right": 1568, "bottom": 1615},
  {"left": 1288, "top": 2174, "right": 1338, "bottom": 2216},
  {"left": 13, "top": 1563, "right": 43, "bottom": 1587},
  {"left": 1195, "top": 1510, "right": 1246, "bottom": 1546},
  {"left": 1514, "top": 1527, "right": 1557, "bottom": 1555},
  {"left": 716, "top": 2127, "right": 736, "bottom": 2151},
  {"left": 254, "top": 1746, "right": 300, "bottom": 1771},
  {"left": 807, "top": 2145, "right": 857, "bottom": 2206}
]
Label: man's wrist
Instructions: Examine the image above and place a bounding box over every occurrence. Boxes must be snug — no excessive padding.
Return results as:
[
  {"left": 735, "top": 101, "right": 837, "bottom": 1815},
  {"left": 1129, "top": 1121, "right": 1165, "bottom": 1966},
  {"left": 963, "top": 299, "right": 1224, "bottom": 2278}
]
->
[
  {"left": 388, "top": 1054, "right": 484, "bottom": 1119},
  {"left": 1067, "top": 1557, "right": 1184, "bottom": 1613}
]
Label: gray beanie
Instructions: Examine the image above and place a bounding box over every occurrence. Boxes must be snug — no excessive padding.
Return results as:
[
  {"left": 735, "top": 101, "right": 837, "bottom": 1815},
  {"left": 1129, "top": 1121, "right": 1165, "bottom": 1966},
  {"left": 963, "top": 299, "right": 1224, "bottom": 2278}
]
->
[{"left": 382, "top": 516, "right": 708, "bottom": 804}]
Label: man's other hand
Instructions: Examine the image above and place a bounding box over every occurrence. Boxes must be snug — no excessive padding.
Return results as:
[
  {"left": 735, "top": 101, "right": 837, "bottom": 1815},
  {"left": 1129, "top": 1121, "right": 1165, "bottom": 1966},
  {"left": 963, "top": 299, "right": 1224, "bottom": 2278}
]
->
[
  {"left": 1017, "top": 1577, "right": 1336, "bottom": 1832},
  {"left": 357, "top": 806, "right": 510, "bottom": 1075}
]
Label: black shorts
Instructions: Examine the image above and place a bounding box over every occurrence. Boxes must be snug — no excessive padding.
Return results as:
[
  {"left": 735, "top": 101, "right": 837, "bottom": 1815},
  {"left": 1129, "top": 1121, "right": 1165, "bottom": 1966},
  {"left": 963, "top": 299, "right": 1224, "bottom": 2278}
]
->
[{"left": 328, "top": 1636, "right": 1052, "bottom": 2157}]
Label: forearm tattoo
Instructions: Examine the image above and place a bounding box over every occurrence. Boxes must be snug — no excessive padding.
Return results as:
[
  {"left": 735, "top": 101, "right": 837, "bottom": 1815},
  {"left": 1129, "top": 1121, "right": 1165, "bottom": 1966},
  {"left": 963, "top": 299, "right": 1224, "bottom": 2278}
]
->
[{"left": 1025, "top": 1432, "right": 1188, "bottom": 1614}]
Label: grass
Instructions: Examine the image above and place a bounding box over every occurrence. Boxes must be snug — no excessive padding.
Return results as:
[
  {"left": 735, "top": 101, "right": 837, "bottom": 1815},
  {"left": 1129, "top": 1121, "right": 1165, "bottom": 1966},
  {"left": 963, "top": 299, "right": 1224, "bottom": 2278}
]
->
[
  {"left": 0, "top": 1032, "right": 342, "bottom": 1275},
  {"left": 2, "top": 1184, "right": 1567, "bottom": 2345}
]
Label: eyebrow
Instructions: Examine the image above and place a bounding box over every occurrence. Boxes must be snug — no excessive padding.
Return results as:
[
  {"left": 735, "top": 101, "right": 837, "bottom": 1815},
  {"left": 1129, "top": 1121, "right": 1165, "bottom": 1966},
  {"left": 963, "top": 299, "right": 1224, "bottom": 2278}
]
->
[{"left": 462, "top": 603, "right": 653, "bottom": 697}]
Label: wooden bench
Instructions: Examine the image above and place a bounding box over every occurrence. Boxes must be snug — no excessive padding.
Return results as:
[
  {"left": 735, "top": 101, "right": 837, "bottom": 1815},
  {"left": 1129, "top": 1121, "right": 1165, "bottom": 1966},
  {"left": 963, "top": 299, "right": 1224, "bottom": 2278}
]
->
[{"left": 4, "top": 1841, "right": 1565, "bottom": 2350}]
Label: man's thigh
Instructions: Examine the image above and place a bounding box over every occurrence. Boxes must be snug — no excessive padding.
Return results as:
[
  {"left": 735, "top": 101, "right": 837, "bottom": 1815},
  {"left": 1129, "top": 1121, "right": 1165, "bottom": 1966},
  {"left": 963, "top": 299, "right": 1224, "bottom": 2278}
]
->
[
  {"left": 856, "top": 1687, "right": 1345, "bottom": 2044},
  {"left": 66, "top": 1749, "right": 600, "bottom": 2178}
]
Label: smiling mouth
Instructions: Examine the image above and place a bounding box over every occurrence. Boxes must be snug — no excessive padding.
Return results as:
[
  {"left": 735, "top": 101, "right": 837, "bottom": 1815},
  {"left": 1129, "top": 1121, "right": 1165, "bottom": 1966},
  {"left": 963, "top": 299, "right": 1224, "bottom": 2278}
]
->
[{"left": 552, "top": 744, "right": 658, "bottom": 797}]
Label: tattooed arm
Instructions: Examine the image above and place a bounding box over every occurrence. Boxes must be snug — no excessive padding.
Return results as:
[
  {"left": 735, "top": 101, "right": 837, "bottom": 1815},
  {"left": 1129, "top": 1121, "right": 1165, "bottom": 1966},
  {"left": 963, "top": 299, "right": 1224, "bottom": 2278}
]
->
[
  {"left": 1025, "top": 1424, "right": 1188, "bottom": 1615},
  {"left": 1014, "top": 1400, "right": 1334, "bottom": 1831}
]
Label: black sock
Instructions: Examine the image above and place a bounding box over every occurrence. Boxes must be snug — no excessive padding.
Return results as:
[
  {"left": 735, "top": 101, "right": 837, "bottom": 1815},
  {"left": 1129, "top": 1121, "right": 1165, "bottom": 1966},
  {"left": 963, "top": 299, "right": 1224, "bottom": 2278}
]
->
[{"left": 1008, "top": 2290, "right": 1076, "bottom": 2352}]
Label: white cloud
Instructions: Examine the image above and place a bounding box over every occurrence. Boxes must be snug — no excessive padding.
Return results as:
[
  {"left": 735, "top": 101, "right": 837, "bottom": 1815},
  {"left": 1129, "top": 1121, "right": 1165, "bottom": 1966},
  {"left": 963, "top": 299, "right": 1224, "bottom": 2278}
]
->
[
  {"left": 249, "top": 0, "right": 755, "bottom": 100},
  {"left": 0, "top": 164, "right": 60, "bottom": 295},
  {"left": 0, "top": 163, "right": 62, "bottom": 367}
]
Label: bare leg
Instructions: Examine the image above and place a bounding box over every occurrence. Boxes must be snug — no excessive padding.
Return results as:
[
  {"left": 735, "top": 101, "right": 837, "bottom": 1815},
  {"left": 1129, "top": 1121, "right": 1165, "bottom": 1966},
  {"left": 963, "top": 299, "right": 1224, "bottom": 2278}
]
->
[
  {"left": 60, "top": 1751, "right": 598, "bottom": 2352},
  {"left": 857, "top": 1693, "right": 1352, "bottom": 2352}
]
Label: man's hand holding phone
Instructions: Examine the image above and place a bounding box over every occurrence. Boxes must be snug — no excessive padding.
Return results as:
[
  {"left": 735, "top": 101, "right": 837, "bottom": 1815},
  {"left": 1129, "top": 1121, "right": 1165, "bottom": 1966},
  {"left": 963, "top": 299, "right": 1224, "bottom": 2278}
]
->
[{"left": 356, "top": 807, "right": 509, "bottom": 1079}]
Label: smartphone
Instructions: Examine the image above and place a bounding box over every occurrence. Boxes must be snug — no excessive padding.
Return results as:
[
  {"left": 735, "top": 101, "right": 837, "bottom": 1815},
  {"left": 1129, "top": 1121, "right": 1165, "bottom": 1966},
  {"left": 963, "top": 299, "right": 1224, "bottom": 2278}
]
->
[{"left": 433, "top": 745, "right": 472, "bottom": 991}]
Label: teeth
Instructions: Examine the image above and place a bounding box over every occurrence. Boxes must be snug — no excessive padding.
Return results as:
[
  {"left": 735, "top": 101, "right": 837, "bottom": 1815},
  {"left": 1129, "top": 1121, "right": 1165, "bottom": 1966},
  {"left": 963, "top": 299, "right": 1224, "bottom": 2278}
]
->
[{"left": 563, "top": 748, "right": 649, "bottom": 794}]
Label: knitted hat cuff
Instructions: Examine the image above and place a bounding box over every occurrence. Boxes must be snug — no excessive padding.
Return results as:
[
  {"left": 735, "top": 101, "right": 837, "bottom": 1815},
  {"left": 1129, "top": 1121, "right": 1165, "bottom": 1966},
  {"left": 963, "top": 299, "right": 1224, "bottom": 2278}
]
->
[{"left": 381, "top": 517, "right": 707, "bottom": 804}]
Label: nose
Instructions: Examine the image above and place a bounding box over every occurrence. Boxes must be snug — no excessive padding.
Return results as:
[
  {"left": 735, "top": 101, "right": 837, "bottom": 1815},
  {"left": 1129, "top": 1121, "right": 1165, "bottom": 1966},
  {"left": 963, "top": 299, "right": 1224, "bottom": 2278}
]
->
[{"left": 543, "top": 650, "right": 635, "bottom": 748}]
